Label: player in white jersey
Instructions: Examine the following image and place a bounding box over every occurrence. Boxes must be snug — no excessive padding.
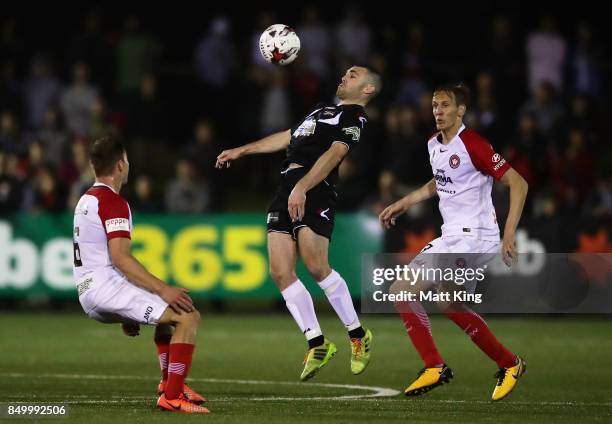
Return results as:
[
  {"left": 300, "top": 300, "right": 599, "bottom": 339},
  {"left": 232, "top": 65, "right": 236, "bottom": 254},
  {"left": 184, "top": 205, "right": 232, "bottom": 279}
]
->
[
  {"left": 379, "top": 84, "right": 529, "bottom": 401},
  {"left": 73, "top": 137, "right": 209, "bottom": 413}
]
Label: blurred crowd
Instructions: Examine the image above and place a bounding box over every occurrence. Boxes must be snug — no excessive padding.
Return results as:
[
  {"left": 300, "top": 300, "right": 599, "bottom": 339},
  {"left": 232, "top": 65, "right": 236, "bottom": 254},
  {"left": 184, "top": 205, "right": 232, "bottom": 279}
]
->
[{"left": 0, "top": 8, "right": 610, "bottom": 221}]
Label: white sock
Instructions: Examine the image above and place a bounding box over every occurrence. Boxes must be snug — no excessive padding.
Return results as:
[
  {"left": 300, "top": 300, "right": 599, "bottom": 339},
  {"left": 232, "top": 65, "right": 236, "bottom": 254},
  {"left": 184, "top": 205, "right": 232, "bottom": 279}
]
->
[
  {"left": 318, "top": 270, "right": 361, "bottom": 330},
  {"left": 281, "top": 280, "right": 322, "bottom": 340}
]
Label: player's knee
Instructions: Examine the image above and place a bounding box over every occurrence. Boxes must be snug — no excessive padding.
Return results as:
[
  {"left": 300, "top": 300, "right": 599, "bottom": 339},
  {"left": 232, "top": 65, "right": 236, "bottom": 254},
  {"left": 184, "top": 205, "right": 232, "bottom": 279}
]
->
[
  {"left": 302, "top": 258, "right": 330, "bottom": 282},
  {"left": 173, "top": 308, "right": 201, "bottom": 327},
  {"left": 269, "top": 265, "right": 296, "bottom": 286},
  {"left": 188, "top": 309, "right": 201, "bottom": 326}
]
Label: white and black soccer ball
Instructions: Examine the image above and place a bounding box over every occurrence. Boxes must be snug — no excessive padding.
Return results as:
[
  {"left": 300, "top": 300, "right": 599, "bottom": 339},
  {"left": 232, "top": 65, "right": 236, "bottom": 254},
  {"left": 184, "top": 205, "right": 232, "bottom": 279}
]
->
[{"left": 259, "top": 24, "right": 300, "bottom": 66}]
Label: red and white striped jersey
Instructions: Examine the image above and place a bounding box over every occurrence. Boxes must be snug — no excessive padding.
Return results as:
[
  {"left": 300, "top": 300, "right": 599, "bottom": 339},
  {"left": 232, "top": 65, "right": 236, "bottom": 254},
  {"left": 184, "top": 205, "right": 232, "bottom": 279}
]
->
[
  {"left": 73, "top": 182, "right": 132, "bottom": 279},
  {"left": 427, "top": 124, "right": 510, "bottom": 241}
]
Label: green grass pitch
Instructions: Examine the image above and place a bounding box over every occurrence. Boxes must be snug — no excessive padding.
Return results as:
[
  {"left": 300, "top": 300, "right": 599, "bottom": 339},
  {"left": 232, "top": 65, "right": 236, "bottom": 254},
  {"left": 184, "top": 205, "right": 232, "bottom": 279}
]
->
[{"left": 1, "top": 312, "right": 611, "bottom": 423}]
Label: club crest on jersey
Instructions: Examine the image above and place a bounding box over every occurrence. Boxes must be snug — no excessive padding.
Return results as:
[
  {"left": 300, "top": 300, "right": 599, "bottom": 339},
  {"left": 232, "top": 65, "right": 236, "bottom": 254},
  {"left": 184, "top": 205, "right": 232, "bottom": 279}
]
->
[
  {"left": 293, "top": 117, "right": 316, "bottom": 138},
  {"left": 434, "top": 169, "right": 453, "bottom": 186},
  {"left": 342, "top": 126, "right": 360, "bottom": 141},
  {"left": 449, "top": 154, "right": 460, "bottom": 169}
]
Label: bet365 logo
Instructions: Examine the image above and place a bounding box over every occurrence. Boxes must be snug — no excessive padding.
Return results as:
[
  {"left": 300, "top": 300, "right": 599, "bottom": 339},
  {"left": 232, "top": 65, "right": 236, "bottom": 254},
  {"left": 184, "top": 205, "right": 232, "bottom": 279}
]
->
[{"left": 342, "top": 126, "right": 360, "bottom": 141}]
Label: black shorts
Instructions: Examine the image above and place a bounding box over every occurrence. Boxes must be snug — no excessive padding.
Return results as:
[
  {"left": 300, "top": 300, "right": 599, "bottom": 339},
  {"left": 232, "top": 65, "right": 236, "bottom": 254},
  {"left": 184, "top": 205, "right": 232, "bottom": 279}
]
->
[{"left": 267, "top": 167, "right": 338, "bottom": 241}]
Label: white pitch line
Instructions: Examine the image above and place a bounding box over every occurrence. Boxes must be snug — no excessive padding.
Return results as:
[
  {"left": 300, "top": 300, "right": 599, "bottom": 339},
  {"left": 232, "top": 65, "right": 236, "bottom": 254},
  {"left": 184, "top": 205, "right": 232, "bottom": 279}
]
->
[{"left": 0, "top": 372, "right": 400, "bottom": 401}]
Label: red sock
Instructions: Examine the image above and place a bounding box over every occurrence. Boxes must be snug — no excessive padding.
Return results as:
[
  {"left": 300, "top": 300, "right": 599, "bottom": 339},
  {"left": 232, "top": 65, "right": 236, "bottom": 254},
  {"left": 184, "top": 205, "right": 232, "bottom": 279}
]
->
[
  {"left": 165, "top": 343, "right": 195, "bottom": 400},
  {"left": 395, "top": 301, "right": 444, "bottom": 368},
  {"left": 155, "top": 334, "right": 171, "bottom": 383},
  {"left": 445, "top": 303, "right": 516, "bottom": 368}
]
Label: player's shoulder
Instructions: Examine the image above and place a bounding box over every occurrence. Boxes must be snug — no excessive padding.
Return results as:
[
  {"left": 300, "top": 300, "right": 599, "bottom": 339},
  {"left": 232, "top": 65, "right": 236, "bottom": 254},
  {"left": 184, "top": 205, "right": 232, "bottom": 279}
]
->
[
  {"left": 339, "top": 104, "right": 368, "bottom": 127},
  {"left": 458, "top": 127, "right": 492, "bottom": 149},
  {"left": 85, "top": 185, "right": 129, "bottom": 208}
]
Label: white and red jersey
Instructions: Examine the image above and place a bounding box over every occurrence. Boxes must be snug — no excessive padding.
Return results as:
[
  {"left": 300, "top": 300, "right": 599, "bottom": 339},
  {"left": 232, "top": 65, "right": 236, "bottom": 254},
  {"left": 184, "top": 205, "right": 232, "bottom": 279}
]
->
[
  {"left": 73, "top": 182, "right": 132, "bottom": 280},
  {"left": 427, "top": 124, "right": 510, "bottom": 241}
]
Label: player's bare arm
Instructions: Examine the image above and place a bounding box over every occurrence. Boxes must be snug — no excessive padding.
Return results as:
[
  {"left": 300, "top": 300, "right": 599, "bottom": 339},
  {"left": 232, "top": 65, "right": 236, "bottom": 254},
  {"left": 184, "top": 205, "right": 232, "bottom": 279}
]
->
[
  {"left": 108, "top": 237, "right": 194, "bottom": 313},
  {"left": 379, "top": 178, "right": 437, "bottom": 229},
  {"left": 499, "top": 168, "right": 528, "bottom": 266},
  {"left": 287, "top": 143, "right": 348, "bottom": 222},
  {"left": 215, "top": 129, "right": 291, "bottom": 168}
]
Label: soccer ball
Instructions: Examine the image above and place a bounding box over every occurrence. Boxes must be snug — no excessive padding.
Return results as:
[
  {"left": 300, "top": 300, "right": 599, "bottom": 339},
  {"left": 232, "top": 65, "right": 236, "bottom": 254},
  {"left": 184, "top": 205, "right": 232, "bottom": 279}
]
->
[{"left": 259, "top": 24, "right": 300, "bottom": 66}]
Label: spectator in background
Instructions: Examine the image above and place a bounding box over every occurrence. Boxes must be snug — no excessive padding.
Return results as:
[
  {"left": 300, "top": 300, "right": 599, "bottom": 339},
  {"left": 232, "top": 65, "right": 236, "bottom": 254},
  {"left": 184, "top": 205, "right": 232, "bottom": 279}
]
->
[
  {"left": 335, "top": 9, "right": 371, "bottom": 65},
  {"left": 483, "top": 16, "right": 523, "bottom": 112},
  {"left": 0, "top": 151, "right": 24, "bottom": 213},
  {"left": 526, "top": 15, "right": 566, "bottom": 95},
  {"left": 131, "top": 175, "right": 163, "bottom": 213},
  {"left": 125, "top": 73, "right": 166, "bottom": 140},
  {"left": 66, "top": 141, "right": 94, "bottom": 210},
  {"left": 28, "top": 108, "right": 69, "bottom": 169},
  {"left": 551, "top": 128, "right": 595, "bottom": 214},
  {"left": 60, "top": 62, "right": 99, "bottom": 137},
  {"left": 165, "top": 159, "right": 210, "bottom": 214},
  {"left": 469, "top": 91, "right": 501, "bottom": 146},
  {"left": 570, "top": 21, "right": 603, "bottom": 99},
  {"left": 23, "top": 54, "right": 61, "bottom": 130},
  {"left": 116, "top": 16, "right": 161, "bottom": 97},
  {"left": 67, "top": 10, "right": 114, "bottom": 94},
  {"left": 195, "top": 16, "right": 236, "bottom": 88},
  {"left": 182, "top": 118, "right": 225, "bottom": 209},
  {"left": 90, "top": 98, "right": 120, "bottom": 140},
  {"left": 382, "top": 106, "right": 429, "bottom": 186},
  {"left": 26, "top": 165, "right": 65, "bottom": 213},
  {"left": 297, "top": 6, "right": 332, "bottom": 80},
  {"left": 395, "top": 23, "right": 427, "bottom": 106},
  {"left": 505, "top": 113, "right": 543, "bottom": 190},
  {"left": 0, "top": 110, "right": 22, "bottom": 154},
  {"left": 582, "top": 174, "right": 612, "bottom": 217},
  {"left": 520, "top": 81, "right": 565, "bottom": 139},
  {"left": 194, "top": 16, "right": 236, "bottom": 120},
  {"left": 260, "top": 69, "right": 292, "bottom": 135}
]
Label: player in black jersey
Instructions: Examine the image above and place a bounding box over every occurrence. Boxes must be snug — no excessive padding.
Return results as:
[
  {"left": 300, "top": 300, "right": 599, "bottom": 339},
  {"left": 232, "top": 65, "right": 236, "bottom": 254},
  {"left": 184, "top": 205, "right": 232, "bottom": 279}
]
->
[{"left": 216, "top": 65, "right": 381, "bottom": 381}]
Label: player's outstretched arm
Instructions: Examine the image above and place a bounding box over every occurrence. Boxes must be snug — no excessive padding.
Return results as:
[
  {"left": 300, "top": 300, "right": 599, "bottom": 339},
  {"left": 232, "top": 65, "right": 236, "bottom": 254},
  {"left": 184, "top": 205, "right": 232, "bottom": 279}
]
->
[
  {"left": 108, "top": 237, "right": 194, "bottom": 313},
  {"left": 287, "top": 143, "right": 348, "bottom": 222},
  {"left": 215, "top": 129, "right": 291, "bottom": 169},
  {"left": 499, "top": 168, "right": 528, "bottom": 266},
  {"left": 379, "top": 178, "right": 437, "bottom": 229}
]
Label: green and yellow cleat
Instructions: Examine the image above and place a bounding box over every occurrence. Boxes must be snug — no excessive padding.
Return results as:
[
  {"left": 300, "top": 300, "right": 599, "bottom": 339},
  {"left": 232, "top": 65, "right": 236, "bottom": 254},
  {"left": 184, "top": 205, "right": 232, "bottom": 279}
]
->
[
  {"left": 404, "top": 364, "right": 454, "bottom": 396},
  {"left": 492, "top": 356, "right": 526, "bottom": 401},
  {"left": 350, "top": 328, "right": 373, "bottom": 375},
  {"left": 300, "top": 339, "right": 337, "bottom": 382}
]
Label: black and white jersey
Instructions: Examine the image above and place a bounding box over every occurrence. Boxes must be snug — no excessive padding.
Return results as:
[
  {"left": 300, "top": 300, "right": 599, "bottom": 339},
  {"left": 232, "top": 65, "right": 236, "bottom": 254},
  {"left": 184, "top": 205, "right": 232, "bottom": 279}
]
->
[{"left": 283, "top": 103, "right": 368, "bottom": 184}]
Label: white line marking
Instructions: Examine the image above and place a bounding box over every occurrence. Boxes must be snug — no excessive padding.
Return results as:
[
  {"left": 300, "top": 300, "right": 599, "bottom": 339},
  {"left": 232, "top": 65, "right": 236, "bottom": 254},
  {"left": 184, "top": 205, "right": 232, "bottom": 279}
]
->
[
  {"left": 0, "top": 373, "right": 400, "bottom": 401},
  {"left": 3, "top": 373, "right": 610, "bottom": 407}
]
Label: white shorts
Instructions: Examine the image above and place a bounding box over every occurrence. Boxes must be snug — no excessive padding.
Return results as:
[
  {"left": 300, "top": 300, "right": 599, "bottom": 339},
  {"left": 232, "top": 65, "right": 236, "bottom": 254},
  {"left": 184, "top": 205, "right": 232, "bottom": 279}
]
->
[
  {"left": 409, "top": 236, "right": 501, "bottom": 293},
  {"left": 76, "top": 267, "right": 168, "bottom": 325}
]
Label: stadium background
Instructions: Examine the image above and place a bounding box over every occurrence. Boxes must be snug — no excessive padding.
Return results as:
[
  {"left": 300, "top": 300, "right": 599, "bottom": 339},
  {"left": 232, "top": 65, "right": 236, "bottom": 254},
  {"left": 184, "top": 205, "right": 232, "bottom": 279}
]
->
[
  {"left": 1, "top": 3, "right": 610, "bottom": 301},
  {"left": 0, "top": 4, "right": 611, "bottom": 423}
]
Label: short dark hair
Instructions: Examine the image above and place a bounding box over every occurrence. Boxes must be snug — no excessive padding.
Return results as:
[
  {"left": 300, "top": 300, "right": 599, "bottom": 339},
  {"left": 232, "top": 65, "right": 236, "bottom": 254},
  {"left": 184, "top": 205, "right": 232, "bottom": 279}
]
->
[
  {"left": 434, "top": 83, "right": 471, "bottom": 107},
  {"left": 90, "top": 136, "right": 126, "bottom": 177},
  {"left": 354, "top": 64, "right": 382, "bottom": 97}
]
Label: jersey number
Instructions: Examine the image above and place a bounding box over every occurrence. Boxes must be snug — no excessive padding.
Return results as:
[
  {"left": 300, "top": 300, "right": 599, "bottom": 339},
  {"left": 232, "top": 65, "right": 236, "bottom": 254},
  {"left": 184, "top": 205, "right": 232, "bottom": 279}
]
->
[{"left": 73, "top": 242, "right": 83, "bottom": 267}]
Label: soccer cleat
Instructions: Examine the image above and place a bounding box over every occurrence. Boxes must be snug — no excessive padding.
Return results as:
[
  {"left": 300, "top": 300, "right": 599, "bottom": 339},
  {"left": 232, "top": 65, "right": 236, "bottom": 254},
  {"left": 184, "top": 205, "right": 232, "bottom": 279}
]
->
[
  {"left": 157, "top": 380, "right": 206, "bottom": 404},
  {"left": 404, "top": 364, "right": 454, "bottom": 396},
  {"left": 491, "top": 356, "right": 526, "bottom": 401},
  {"left": 300, "top": 339, "right": 337, "bottom": 381},
  {"left": 350, "top": 328, "right": 373, "bottom": 375},
  {"left": 156, "top": 393, "right": 210, "bottom": 413}
]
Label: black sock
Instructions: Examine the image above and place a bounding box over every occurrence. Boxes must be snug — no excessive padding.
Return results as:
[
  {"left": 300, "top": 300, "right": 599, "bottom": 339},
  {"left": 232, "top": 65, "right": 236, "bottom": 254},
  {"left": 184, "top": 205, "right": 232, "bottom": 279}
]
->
[
  {"left": 348, "top": 326, "right": 366, "bottom": 339},
  {"left": 308, "top": 335, "right": 325, "bottom": 349}
]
